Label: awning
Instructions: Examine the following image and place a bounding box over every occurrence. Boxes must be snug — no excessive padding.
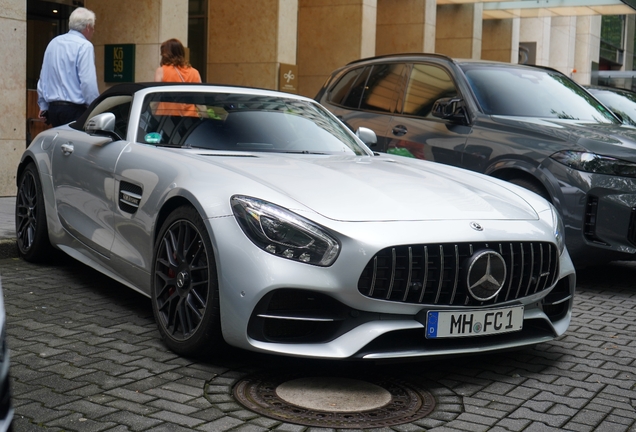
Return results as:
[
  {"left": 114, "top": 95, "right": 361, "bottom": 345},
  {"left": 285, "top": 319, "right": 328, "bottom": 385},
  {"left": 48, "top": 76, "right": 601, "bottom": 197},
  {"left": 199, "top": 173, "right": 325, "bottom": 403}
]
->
[{"left": 437, "top": 0, "right": 636, "bottom": 19}]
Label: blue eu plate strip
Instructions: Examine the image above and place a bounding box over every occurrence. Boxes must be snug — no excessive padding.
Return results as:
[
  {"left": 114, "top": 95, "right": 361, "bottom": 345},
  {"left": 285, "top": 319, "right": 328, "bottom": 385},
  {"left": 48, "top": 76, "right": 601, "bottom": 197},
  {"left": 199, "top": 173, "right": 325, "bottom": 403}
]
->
[{"left": 427, "top": 311, "right": 438, "bottom": 338}]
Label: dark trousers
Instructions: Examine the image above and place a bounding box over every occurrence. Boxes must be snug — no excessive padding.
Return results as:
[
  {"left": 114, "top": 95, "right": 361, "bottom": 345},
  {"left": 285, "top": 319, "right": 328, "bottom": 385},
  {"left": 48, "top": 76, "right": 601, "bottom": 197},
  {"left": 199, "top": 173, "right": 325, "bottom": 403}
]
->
[{"left": 47, "top": 103, "right": 87, "bottom": 127}]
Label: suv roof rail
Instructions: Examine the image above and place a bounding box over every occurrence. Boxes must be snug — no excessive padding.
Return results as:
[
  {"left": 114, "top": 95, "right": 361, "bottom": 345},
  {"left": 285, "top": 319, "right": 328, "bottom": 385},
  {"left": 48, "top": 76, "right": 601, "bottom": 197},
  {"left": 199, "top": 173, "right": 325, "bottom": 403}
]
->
[{"left": 346, "top": 52, "right": 454, "bottom": 66}]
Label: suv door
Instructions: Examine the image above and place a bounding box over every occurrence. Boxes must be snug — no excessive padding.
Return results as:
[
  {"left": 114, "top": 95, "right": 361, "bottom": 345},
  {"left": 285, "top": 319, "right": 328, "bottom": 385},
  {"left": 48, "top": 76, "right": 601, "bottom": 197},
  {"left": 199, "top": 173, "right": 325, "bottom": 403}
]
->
[
  {"left": 322, "top": 63, "right": 408, "bottom": 151},
  {"left": 386, "top": 63, "right": 471, "bottom": 166}
]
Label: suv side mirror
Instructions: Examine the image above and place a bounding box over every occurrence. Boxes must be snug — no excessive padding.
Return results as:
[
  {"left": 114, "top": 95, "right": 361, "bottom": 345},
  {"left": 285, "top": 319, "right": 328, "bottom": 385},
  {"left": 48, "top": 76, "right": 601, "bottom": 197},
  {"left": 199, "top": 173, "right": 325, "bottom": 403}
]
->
[
  {"left": 356, "top": 127, "right": 377, "bottom": 147},
  {"left": 85, "top": 112, "right": 121, "bottom": 140},
  {"left": 432, "top": 97, "right": 468, "bottom": 124}
]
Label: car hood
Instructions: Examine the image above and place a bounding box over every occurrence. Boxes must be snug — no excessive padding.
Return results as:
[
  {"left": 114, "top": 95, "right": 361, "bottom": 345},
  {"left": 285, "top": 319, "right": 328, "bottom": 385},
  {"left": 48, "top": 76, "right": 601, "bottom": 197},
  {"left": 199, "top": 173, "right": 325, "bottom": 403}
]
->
[
  {"left": 490, "top": 116, "right": 636, "bottom": 162},
  {"left": 192, "top": 152, "right": 540, "bottom": 222}
]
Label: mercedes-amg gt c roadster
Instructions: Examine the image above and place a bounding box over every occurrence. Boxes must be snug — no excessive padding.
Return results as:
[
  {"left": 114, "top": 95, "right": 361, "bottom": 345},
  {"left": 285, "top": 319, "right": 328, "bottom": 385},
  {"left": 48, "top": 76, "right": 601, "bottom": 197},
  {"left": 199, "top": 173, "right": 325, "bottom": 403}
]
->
[{"left": 15, "top": 83, "right": 575, "bottom": 360}]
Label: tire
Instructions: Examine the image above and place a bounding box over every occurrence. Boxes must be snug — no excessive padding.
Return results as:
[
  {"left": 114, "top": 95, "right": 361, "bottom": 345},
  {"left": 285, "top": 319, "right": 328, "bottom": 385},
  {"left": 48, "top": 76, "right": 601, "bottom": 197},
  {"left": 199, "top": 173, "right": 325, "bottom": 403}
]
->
[
  {"left": 508, "top": 178, "right": 551, "bottom": 202},
  {"left": 15, "top": 163, "right": 54, "bottom": 262},
  {"left": 151, "top": 206, "right": 222, "bottom": 357}
]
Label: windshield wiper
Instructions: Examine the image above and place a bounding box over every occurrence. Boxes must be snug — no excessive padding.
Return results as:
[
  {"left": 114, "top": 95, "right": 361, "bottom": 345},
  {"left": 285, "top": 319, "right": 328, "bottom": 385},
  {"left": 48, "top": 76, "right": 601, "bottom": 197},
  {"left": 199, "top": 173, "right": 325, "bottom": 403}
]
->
[{"left": 282, "top": 150, "right": 329, "bottom": 155}]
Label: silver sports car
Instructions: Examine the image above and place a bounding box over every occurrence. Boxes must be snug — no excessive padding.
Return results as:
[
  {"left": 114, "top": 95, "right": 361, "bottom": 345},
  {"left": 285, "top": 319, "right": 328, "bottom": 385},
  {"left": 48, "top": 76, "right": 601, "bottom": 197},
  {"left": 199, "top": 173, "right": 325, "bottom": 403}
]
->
[{"left": 16, "top": 83, "right": 575, "bottom": 359}]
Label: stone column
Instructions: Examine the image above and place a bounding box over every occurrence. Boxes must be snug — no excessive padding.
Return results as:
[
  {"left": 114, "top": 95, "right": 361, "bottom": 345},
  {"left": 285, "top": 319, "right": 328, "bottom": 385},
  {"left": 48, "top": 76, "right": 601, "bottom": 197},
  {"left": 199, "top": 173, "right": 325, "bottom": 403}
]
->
[
  {"left": 435, "top": 3, "right": 483, "bottom": 59},
  {"left": 206, "top": 0, "right": 298, "bottom": 90},
  {"left": 482, "top": 18, "right": 520, "bottom": 63},
  {"left": 573, "top": 15, "right": 601, "bottom": 85},
  {"left": 298, "top": 0, "right": 376, "bottom": 97},
  {"left": 376, "top": 0, "right": 436, "bottom": 55},
  {"left": 87, "top": 0, "right": 189, "bottom": 88},
  {"left": 622, "top": 14, "right": 635, "bottom": 73},
  {"left": 1, "top": 0, "right": 26, "bottom": 196},
  {"left": 549, "top": 16, "right": 577, "bottom": 77},
  {"left": 519, "top": 17, "right": 552, "bottom": 66}
]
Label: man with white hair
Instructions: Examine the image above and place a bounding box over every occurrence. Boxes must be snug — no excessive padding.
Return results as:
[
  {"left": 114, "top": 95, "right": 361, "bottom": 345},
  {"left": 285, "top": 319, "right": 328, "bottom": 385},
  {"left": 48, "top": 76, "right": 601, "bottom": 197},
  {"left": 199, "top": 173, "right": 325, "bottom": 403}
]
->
[{"left": 37, "top": 7, "right": 99, "bottom": 127}]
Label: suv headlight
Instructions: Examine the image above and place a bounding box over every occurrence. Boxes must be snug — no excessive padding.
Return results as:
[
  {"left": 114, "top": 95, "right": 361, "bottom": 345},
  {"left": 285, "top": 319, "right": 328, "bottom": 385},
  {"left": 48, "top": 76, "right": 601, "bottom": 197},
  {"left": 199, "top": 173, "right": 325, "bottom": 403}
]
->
[
  {"left": 231, "top": 196, "right": 340, "bottom": 266},
  {"left": 551, "top": 150, "right": 636, "bottom": 178},
  {"left": 550, "top": 203, "right": 565, "bottom": 255}
]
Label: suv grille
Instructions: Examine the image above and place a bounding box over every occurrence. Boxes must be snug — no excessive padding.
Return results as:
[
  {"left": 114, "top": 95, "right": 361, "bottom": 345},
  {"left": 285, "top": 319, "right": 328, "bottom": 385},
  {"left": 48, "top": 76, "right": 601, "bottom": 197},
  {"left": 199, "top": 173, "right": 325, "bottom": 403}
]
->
[{"left": 358, "top": 242, "right": 559, "bottom": 306}]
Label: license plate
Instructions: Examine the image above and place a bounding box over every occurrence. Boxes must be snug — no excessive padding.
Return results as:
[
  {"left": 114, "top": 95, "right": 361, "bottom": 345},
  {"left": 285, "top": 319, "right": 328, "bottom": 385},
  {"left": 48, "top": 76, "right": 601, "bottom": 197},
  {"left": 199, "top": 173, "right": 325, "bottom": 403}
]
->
[{"left": 426, "top": 306, "right": 524, "bottom": 339}]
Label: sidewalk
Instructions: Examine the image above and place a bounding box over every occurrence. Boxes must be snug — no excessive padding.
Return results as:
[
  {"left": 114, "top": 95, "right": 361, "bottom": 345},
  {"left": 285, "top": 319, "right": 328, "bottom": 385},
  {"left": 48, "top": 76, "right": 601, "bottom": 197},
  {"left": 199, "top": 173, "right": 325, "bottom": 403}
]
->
[{"left": 0, "top": 197, "right": 16, "bottom": 258}]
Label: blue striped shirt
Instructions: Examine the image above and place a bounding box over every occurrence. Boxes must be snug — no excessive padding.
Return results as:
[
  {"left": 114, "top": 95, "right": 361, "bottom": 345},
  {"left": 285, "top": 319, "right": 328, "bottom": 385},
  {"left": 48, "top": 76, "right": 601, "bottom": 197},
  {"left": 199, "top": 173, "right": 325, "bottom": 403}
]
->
[{"left": 37, "top": 30, "right": 99, "bottom": 111}]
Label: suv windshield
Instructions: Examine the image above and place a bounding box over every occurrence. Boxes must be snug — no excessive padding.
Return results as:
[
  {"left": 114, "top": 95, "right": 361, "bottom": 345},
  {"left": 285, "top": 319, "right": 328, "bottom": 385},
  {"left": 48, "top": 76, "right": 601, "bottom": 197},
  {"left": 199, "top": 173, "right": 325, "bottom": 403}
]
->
[
  {"left": 139, "top": 92, "right": 369, "bottom": 155},
  {"left": 460, "top": 64, "right": 618, "bottom": 124}
]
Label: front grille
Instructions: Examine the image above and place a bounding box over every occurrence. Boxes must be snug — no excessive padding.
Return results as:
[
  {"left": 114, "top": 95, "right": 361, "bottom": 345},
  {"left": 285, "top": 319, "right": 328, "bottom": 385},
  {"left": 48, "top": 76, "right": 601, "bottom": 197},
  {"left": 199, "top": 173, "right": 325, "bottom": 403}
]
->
[{"left": 358, "top": 242, "right": 559, "bottom": 306}]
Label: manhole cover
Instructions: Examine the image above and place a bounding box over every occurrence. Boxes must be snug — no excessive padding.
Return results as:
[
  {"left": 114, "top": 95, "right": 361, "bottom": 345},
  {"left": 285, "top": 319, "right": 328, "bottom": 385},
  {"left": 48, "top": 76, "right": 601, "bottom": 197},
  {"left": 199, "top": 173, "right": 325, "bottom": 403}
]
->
[{"left": 233, "top": 371, "right": 436, "bottom": 429}]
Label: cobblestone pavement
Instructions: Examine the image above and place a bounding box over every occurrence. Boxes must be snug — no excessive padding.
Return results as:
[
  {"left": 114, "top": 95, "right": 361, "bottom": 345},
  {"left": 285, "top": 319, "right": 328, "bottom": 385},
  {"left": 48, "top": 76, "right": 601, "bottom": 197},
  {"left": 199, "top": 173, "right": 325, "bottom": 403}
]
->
[{"left": 0, "top": 255, "right": 635, "bottom": 432}]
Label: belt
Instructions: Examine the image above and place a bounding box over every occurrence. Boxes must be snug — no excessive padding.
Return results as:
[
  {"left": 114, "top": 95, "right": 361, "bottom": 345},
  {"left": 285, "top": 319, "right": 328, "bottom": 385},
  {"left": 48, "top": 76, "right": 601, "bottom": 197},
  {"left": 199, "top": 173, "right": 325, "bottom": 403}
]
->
[{"left": 49, "top": 101, "right": 86, "bottom": 108}]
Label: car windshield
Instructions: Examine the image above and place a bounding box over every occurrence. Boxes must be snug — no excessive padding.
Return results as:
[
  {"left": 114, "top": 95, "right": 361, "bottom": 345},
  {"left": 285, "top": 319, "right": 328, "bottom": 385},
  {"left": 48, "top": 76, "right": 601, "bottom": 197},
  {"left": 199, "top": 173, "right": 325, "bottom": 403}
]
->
[
  {"left": 589, "top": 89, "right": 636, "bottom": 126},
  {"left": 138, "top": 92, "right": 368, "bottom": 155},
  {"left": 460, "top": 64, "right": 618, "bottom": 124}
]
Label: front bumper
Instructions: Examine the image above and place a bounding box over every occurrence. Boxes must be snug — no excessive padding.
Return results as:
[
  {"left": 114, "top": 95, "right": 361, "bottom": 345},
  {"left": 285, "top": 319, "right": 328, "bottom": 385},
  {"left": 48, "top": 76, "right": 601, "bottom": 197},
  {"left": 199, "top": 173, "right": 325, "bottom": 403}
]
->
[
  {"left": 544, "top": 159, "right": 636, "bottom": 264},
  {"left": 209, "top": 215, "right": 575, "bottom": 359}
]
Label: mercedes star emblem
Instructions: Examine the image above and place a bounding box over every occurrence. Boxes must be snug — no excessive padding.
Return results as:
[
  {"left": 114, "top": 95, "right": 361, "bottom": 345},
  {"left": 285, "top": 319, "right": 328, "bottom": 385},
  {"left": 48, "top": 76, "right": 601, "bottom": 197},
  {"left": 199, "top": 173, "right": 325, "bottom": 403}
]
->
[
  {"left": 470, "top": 222, "right": 483, "bottom": 231},
  {"left": 176, "top": 271, "right": 187, "bottom": 289},
  {"left": 466, "top": 250, "right": 507, "bottom": 301}
]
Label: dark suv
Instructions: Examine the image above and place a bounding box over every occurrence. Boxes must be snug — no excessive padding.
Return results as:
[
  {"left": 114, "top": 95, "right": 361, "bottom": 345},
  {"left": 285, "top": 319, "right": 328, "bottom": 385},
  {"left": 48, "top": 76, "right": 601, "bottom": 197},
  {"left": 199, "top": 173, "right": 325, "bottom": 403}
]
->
[{"left": 316, "top": 54, "right": 636, "bottom": 266}]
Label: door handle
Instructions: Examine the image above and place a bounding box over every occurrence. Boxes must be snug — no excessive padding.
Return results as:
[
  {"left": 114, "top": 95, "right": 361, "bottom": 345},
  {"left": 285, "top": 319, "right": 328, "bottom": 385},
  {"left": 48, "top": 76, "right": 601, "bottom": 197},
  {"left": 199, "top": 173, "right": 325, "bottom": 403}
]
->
[
  {"left": 392, "top": 125, "right": 408, "bottom": 136},
  {"left": 60, "top": 143, "right": 74, "bottom": 155}
]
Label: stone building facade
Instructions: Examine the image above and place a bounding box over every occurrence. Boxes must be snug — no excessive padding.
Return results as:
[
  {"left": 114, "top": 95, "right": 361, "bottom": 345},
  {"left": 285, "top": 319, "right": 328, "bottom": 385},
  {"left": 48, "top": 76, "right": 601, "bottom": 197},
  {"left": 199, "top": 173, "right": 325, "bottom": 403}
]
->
[{"left": 2, "top": 0, "right": 635, "bottom": 195}]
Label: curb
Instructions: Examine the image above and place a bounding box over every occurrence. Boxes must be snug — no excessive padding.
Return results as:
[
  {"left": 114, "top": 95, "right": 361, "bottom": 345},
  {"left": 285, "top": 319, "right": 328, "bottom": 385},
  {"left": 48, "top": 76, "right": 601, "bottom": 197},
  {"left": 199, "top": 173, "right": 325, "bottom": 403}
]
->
[{"left": 0, "top": 239, "right": 17, "bottom": 260}]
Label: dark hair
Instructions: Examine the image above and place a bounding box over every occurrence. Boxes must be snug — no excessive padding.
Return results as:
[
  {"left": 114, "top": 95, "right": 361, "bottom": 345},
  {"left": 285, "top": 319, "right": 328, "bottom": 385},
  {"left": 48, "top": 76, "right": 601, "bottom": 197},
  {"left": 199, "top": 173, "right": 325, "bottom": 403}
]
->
[{"left": 160, "top": 38, "right": 188, "bottom": 67}]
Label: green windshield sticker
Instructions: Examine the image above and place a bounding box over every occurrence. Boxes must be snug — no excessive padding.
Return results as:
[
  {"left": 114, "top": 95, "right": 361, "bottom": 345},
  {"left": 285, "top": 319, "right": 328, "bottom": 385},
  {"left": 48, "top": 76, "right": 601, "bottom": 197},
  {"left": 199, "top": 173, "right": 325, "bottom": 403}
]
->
[{"left": 145, "top": 132, "right": 162, "bottom": 144}]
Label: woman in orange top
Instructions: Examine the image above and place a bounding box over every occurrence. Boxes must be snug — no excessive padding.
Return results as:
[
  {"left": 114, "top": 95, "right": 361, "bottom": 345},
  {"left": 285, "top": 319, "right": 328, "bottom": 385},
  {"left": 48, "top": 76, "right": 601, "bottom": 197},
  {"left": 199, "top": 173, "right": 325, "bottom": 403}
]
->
[
  {"left": 154, "top": 38, "right": 201, "bottom": 83},
  {"left": 153, "top": 38, "right": 202, "bottom": 117}
]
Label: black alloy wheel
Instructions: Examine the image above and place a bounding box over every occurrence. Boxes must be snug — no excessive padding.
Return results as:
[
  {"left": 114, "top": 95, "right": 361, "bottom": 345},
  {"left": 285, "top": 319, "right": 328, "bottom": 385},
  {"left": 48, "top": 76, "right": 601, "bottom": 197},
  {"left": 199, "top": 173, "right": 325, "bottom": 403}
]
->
[
  {"left": 152, "top": 206, "right": 222, "bottom": 357},
  {"left": 15, "top": 163, "right": 53, "bottom": 262}
]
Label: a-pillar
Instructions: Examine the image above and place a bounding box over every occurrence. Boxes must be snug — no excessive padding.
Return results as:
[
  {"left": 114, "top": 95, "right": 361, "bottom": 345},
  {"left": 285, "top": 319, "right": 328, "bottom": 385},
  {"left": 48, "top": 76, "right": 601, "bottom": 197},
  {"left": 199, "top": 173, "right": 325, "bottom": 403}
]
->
[
  {"left": 519, "top": 17, "right": 552, "bottom": 66},
  {"left": 482, "top": 18, "right": 520, "bottom": 63},
  {"left": 436, "top": 3, "right": 483, "bottom": 59},
  {"left": 1, "top": 0, "right": 26, "bottom": 195},
  {"left": 87, "top": 0, "right": 189, "bottom": 87},
  {"left": 573, "top": 15, "right": 601, "bottom": 85},
  {"left": 376, "top": 0, "right": 436, "bottom": 55},
  {"left": 549, "top": 16, "right": 577, "bottom": 77},
  {"left": 298, "top": 0, "right": 377, "bottom": 97},
  {"left": 207, "top": 0, "right": 298, "bottom": 90}
]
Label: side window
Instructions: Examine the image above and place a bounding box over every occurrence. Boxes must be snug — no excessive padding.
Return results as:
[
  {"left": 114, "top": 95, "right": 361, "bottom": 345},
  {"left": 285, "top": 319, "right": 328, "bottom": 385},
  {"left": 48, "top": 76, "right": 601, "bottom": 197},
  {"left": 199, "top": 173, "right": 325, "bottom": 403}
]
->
[
  {"left": 108, "top": 102, "right": 132, "bottom": 139},
  {"left": 403, "top": 64, "right": 458, "bottom": 118},
  {"left": 82, "top": 95, "right": 133, "bottom": 139},
  {"left": 342, "top": 67, "right": 371, "bottom": 109},
  {"left": 328, "top": 68, "right": 364, "bottom": 105},
  {"left": 359, "top": 63, "right": 406, "bottom": 113}
]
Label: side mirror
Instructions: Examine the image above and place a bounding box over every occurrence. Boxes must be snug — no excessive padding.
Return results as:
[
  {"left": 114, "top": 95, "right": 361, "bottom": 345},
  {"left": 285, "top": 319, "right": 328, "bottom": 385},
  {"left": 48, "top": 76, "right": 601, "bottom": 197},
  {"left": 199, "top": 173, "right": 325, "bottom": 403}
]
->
[
  {"left": 432, "top": 97, "right": 468, "bottom": 124},
  {"left": 356, "top": 127, "right": 377, "bottom": 147},
  {"left": 85, "top": 112, "right": 121, "bottom": 140}
]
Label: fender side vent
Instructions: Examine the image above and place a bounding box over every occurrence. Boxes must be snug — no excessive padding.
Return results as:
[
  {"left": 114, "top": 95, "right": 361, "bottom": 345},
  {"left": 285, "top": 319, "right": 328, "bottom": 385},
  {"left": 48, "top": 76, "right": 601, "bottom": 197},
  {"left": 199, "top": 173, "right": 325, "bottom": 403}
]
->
[{"left": 119, "top": 181, "right": 143, "bottom": 214}]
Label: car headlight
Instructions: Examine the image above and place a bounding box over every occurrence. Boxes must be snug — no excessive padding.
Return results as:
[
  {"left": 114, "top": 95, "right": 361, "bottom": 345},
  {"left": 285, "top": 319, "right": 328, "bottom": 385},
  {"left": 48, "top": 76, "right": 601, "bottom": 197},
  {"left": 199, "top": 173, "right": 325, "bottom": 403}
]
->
[
  {"left": 231, "top": 196, "right": 340, "bottom": 266},
  {"left": 550, "top": 203, "right": 566, "bottom": 255},
  {"left": 551, "top": 150, "right": 636, "bottom": 178}
]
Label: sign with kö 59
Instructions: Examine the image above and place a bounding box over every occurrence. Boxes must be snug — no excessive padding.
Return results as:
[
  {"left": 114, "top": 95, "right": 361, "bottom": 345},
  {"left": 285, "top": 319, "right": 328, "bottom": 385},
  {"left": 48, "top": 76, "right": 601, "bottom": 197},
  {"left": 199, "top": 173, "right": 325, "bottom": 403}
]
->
[{"left": 105, "top": 44, "right": 135, "bottom": 83}]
